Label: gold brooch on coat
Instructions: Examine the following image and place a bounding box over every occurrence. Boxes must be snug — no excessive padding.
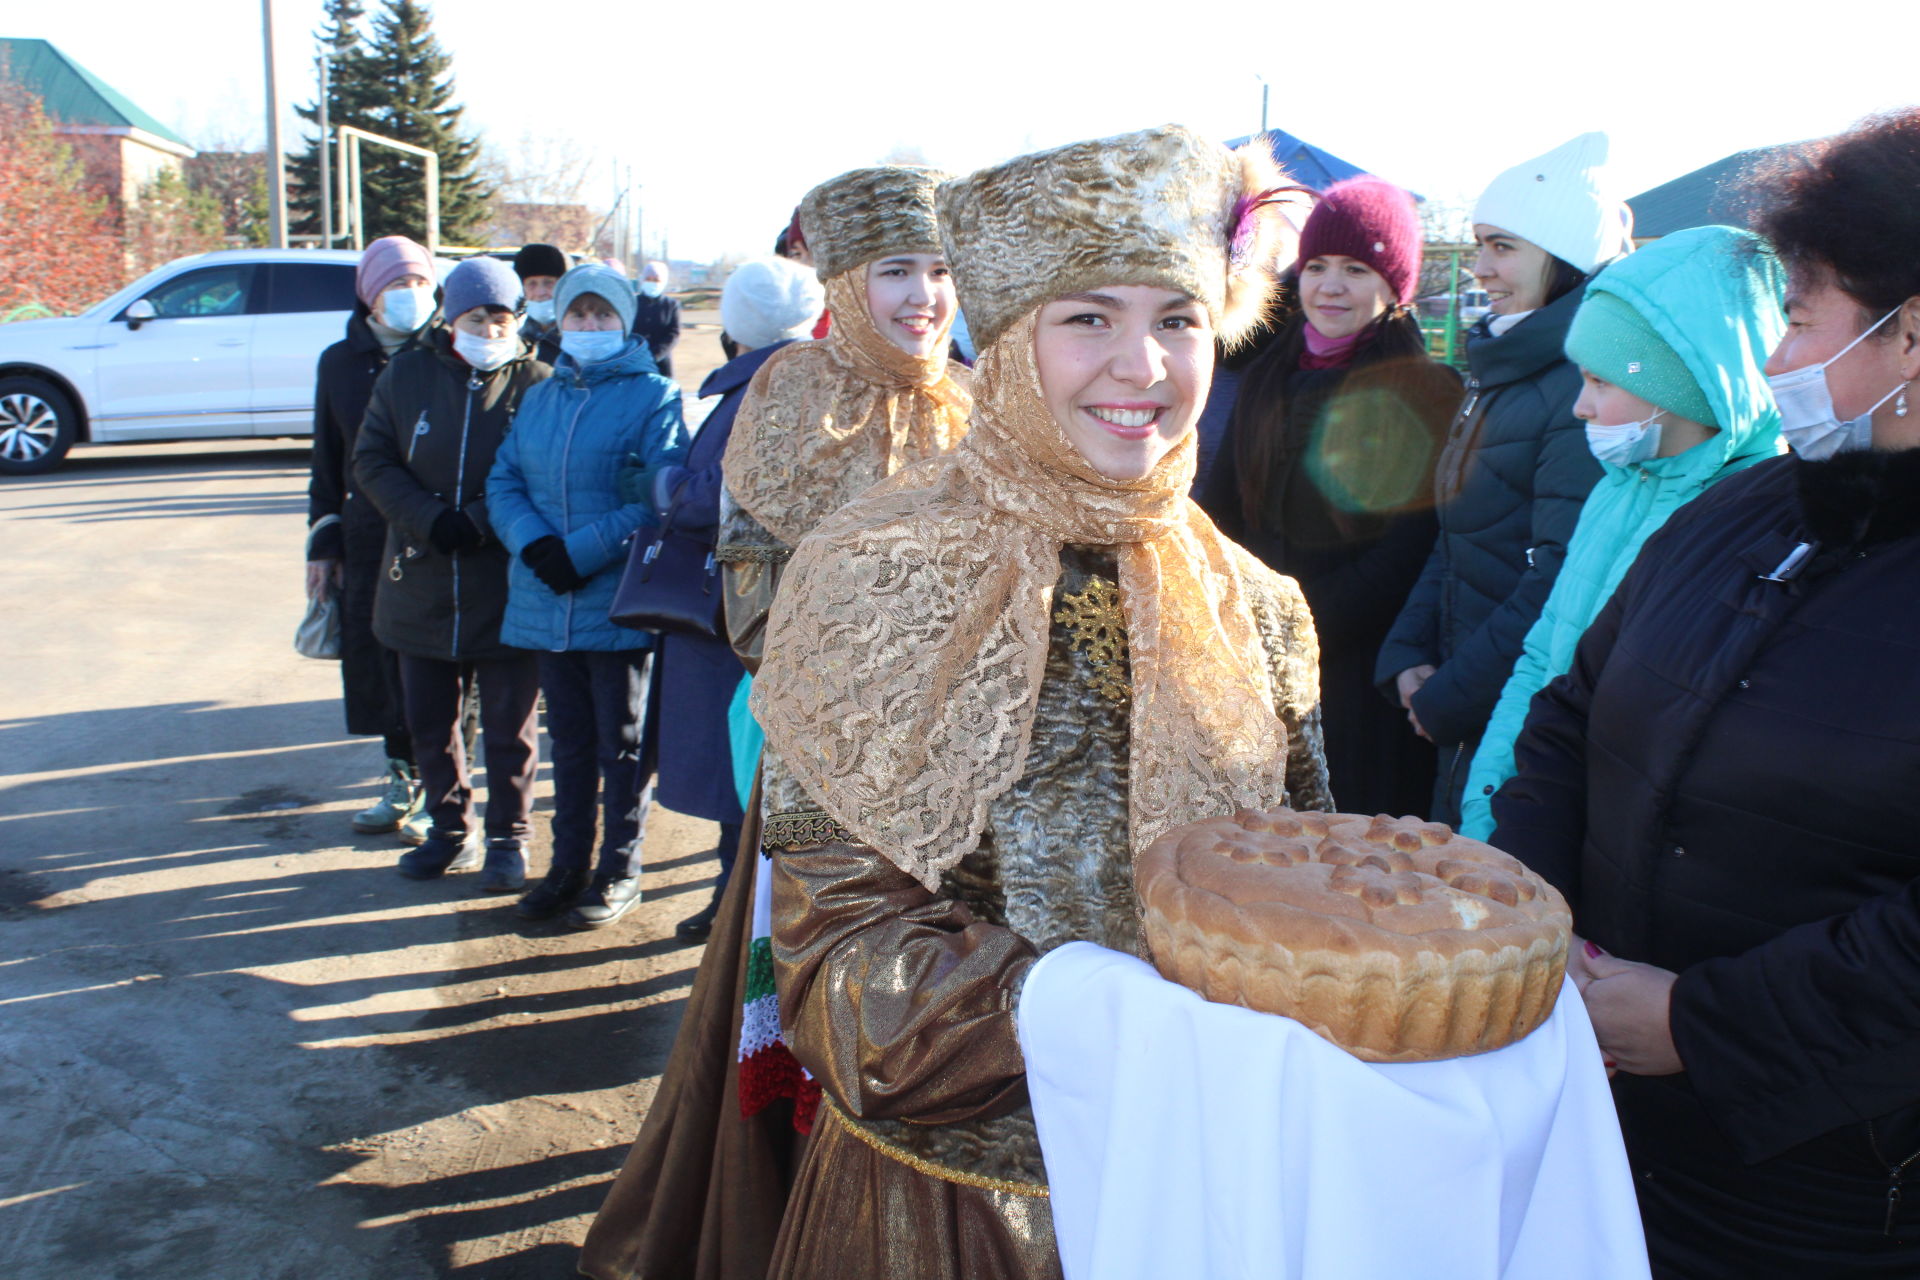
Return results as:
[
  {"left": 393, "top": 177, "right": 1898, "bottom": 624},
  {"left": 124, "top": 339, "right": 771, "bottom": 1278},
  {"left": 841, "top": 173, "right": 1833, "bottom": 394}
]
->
[{"left": 1053, "top": 575, "right": 1130, "bottom": 704}]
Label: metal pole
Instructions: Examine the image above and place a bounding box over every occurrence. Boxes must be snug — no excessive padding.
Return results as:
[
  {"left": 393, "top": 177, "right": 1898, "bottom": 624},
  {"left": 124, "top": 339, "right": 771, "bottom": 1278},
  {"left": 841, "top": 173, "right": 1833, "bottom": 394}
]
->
[
  {"left": 424, "top": 150, "right": 439, "bottom": 256},
  {"left": 262, "top": 0, "right": 288, "bottom": 248},
  {"left": 1261, "top": 82, "right": 1269, "bottom": 134},
  {"left": 349, "top": 134, "right": 363, "bottom": 249},
  {"left": 317, "top": 55, "right": 331, "bottom": 249}
]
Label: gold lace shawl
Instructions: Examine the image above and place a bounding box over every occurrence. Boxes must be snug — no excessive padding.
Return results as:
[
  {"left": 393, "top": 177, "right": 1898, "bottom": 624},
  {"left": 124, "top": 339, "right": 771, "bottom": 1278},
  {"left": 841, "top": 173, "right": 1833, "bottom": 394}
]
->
[
  {"left": 752, "top": 312, "right": 1314, "bottom": 890},
  {"left": 720, "top": 272, "right": 972, "bottom": 546}
]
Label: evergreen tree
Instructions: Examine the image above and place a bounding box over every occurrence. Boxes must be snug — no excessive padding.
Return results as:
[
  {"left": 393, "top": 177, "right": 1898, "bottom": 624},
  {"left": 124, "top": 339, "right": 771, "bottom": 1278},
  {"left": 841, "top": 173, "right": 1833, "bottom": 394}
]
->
[
  {"left": 288, "top": 0, "right": 491, "bottom": 247},
  {"left": 287, "top": 0, "right": 377, "bottom": 242}
]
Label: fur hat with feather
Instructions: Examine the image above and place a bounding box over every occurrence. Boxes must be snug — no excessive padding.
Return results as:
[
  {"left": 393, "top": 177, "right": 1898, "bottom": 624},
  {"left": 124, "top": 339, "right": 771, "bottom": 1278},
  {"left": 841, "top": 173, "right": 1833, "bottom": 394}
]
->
[{"left": 936, "top": 124, "right": 1301, "bottom": 352}]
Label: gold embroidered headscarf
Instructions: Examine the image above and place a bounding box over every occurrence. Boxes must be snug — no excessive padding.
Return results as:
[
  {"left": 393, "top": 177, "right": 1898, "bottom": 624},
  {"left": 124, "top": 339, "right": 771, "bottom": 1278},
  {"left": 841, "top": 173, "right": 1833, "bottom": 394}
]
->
[
  {"left": 720, "top": 271, "right": 971, "bottom": 545},
  {"left": 751, "top": 125, "right": 1312, "bottom": 890},
  {"left": 751, "top": 309, "right": 1314, "bottom": 890}
]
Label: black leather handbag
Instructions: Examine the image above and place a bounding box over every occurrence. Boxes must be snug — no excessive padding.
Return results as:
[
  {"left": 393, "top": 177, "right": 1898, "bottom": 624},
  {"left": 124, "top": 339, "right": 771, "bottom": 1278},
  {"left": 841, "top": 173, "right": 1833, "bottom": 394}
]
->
[{"left": 609, "top": 477, "right": 724, "bottom": 639}]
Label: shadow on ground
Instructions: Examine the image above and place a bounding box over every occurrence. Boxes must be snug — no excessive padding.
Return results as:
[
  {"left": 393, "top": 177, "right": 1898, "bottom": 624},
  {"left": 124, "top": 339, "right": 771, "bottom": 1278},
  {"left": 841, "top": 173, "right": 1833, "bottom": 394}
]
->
[{"left": 0, "top": 693, "right": 712, "bottom": 1277}]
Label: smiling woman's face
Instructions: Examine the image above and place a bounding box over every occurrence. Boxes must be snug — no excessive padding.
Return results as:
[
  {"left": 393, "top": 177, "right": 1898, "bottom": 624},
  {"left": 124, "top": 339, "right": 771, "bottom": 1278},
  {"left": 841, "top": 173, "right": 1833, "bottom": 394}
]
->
[
  {"left": 1471, "top": 224, "right": 1554, "bottom": 315},
  {"left": 1032, "top": 285, "right": 1213, "bottom": 482},
  {"left": 864, "top": 253, "right": 955, "bottom": 358}
]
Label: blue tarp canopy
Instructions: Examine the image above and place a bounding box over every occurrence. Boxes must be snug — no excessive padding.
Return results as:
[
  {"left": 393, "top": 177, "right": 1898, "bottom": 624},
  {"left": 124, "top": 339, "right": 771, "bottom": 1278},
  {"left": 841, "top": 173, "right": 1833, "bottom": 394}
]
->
[{"left": 1225, "top": 129, "right": 1416, "bottom": 199}]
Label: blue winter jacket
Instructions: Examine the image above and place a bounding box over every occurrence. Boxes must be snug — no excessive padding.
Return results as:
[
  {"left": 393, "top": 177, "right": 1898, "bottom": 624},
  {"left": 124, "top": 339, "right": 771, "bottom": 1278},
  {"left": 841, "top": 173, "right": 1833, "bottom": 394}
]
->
[{"left": 487, "top": 338, "right": 688, "bottom": 652}]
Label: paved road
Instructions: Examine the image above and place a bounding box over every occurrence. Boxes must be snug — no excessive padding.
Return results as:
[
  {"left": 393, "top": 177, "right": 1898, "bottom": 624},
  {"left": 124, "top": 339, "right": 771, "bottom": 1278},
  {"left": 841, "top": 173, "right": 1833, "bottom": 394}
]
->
[{"left": 0, "top": 313, "right": 734, "bottom": 1277}]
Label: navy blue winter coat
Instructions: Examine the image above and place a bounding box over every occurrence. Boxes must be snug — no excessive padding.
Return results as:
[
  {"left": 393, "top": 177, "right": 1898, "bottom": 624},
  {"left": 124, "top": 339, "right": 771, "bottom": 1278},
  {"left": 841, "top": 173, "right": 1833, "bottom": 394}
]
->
[
  {"left": 644, "top": 341, "right": 791, "bottom": 824},
  {"left": 1374, "top": 284, "right": 1601, "bottom": 818},
  {"left": 486, "top": 338, "right": 687, "bottom": 652}
]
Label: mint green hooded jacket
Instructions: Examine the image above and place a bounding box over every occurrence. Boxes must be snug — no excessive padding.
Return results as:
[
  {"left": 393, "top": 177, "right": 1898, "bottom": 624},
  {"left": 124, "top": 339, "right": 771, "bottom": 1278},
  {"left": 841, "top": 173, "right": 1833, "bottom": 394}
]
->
[{"left": 1460, "top": 226, "right": 1785, "bottom": 840}]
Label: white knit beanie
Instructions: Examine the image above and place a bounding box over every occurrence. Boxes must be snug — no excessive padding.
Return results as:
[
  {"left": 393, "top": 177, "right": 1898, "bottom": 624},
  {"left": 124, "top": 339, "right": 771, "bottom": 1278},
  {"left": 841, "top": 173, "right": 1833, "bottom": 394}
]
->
[
  {"left": 721, "top": 256, "right": 825, "bottom": 351},
  {"left": 1473, "top": 131, "right": 1632, "bottom": 273}
]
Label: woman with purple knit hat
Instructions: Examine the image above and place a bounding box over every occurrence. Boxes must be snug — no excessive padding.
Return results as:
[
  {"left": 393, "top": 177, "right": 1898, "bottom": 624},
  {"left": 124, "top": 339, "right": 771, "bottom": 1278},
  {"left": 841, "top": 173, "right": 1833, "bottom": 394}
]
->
[
  {"left": 305, "top": 235, "right": 442, "bottom": 842},
  {"left": 1201, "top": 177, "right": 1460, "bottom": 817}
]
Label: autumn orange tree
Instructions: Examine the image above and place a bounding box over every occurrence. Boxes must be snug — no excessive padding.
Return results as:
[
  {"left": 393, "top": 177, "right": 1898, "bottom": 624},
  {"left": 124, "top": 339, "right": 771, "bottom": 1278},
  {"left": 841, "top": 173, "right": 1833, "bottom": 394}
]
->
[{"left": 0, "top": 83, "right": 125, "bottom": 318}]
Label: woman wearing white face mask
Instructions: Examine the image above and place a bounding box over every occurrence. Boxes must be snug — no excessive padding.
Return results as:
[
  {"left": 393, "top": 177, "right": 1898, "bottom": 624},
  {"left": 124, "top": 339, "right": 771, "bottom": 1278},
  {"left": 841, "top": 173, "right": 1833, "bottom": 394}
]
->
[
  {"left": 631, "top": 259, "right": 682, "bottom": 378},
  {"left": 1459, "top": 225, "right": 1785, "bottom": 841},
  {"left": 353, "top": 255, "right": 553, "bottom": 888},
  {"left": 305, "top": 235, "right": 443, "bottom": 843},
  {"left": 1488, "top": 110, "right": 1920, "bottom": 1277},
  {"left": 1376, "top": 132, "right": 1629, "bottom": 824}
]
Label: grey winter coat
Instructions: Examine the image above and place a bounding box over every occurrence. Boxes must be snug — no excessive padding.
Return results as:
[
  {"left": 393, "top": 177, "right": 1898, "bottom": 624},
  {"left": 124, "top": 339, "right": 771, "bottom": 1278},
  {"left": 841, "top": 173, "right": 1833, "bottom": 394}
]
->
[{"left": 352, "top": 328, "right": 552, "bottom": 662}]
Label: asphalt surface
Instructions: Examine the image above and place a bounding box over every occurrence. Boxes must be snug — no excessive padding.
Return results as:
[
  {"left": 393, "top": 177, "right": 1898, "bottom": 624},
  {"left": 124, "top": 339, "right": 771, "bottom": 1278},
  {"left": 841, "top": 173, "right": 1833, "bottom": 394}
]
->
[{"left": 0, "top": 312, "right": 733, "bottom": 1278}]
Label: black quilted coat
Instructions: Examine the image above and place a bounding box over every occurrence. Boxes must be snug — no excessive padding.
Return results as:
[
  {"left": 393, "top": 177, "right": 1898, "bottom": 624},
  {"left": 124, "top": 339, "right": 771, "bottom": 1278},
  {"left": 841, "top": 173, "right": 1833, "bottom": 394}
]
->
[
  {"left": 1375, "top": 285, "right": 1601, "bottom": 820},
  {"left": 1493, "top": 447, "right": 1920, "bottom": 1277}
]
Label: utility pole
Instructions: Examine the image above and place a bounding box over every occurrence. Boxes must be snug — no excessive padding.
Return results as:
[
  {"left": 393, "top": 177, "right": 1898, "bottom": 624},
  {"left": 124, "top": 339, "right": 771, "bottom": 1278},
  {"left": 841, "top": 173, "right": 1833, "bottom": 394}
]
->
[
  {"left": 1255, "top": 74, "right": 1269, "bottom": 134},
  {"left": 263, "top": 0, "right": 288, "bottom": 248},
  {"left": 316, "top": 55, "right": 331, "bottom": 249}
]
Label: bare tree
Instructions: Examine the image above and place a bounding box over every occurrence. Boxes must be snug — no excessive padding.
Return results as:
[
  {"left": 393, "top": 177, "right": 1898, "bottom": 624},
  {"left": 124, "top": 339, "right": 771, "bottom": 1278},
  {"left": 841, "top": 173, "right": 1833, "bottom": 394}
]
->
[{"left": 476, "top": 130, "right": 611, "bottom": 250}]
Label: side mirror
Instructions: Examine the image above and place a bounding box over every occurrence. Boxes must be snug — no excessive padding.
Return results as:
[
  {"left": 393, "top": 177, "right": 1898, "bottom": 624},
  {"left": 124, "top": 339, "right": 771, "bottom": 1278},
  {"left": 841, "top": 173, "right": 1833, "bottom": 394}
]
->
[{"left": 125, "top": 298, "right": 157, "bottom": 330}]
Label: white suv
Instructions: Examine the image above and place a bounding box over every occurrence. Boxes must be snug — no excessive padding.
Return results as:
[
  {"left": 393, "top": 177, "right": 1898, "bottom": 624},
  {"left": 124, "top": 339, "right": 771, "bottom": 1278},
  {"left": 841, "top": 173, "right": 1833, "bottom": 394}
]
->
[{"left": 0, "top": 248, "right": 374, "bottom": 475}]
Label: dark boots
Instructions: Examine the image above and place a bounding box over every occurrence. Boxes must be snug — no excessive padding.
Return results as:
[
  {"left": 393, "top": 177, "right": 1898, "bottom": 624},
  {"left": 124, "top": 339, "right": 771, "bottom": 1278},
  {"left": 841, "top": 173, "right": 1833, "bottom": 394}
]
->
[
  {"left": 476, "top": 839, "right": 527, "bottom": 893},
  {"left": 567, "top": 873, "right": 642, "bottom": 930},
  {"left": 397, "top": 829, "right": 483, "bottom": 880},
  {"left": 516, "top": 866, "right": 590, "bottom": 920}
]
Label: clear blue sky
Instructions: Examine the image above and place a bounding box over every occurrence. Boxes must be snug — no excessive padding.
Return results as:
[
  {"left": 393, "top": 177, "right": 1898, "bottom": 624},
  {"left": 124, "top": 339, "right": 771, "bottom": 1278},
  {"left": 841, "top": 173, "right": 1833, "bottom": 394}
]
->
[{"left": 15, "top": 0, "right": 1915, "bottom": 261}]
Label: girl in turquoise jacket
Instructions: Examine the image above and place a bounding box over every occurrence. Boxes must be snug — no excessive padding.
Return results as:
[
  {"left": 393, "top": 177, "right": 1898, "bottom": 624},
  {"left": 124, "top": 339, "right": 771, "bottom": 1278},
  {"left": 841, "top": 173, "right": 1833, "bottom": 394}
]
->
[{"left": 1461, "top": 226, "right": 1784, "bottom": 840}]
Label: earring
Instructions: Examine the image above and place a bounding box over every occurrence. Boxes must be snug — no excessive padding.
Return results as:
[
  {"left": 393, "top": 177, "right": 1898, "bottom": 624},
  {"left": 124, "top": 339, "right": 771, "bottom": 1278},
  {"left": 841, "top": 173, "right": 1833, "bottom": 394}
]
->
[{"left": 1899, "top": 386, "right": 1911, "bottom": 419}]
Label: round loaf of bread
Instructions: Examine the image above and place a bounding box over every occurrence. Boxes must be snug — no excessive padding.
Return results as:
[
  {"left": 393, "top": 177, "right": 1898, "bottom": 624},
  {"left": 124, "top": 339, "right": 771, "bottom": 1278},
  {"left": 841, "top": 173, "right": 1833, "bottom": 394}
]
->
[{"left": 1136, "top": 809, "right": 1570, "bottom": 1062}]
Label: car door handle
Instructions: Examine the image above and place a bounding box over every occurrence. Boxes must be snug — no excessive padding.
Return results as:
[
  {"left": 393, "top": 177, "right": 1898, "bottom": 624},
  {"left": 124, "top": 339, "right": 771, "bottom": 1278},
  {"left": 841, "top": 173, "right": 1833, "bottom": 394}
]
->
[{"left": 217, "top": 339, "right": 246, "bottom": 347}]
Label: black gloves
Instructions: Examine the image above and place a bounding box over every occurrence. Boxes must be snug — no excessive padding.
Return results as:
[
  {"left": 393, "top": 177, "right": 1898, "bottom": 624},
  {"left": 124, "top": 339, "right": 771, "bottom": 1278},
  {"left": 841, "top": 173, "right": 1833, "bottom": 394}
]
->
[
  {"left": 521, "top": 536, "right": 587, "bottom": 594},
  {"left": 429, "top": 508, "right": 483, "bottom": 554}
]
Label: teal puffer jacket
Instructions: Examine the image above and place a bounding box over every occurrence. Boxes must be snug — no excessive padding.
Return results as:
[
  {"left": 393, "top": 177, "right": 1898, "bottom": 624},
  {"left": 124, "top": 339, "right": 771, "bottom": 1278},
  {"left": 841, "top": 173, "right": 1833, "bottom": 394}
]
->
[
  {"left": 486, "top": 338, "right": 688, "bottom": 652},
  {"left": 1460, "top": 226, "right": 1785, "bottom": 838}
]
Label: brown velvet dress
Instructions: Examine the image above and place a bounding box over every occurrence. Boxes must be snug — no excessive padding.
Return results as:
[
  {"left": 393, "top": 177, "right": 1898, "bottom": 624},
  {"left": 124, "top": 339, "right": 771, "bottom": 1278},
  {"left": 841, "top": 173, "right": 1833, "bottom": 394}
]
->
[
  {"left": 576, "top": 505, "right": 798, "bottom": 1280},
  {"left": 762, "top": 547, "right": 1330, "bottom": 1279}
]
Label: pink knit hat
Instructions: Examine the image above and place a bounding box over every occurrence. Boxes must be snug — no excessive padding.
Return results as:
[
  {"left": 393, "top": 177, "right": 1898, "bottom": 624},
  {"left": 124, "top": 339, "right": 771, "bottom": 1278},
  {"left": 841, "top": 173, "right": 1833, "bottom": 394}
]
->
[
  {"left": 1295, "top": 177, "right": 1422, "bottom": 304},
  {"left": 355, "top": 236, "right": 435, "bottom": 308}
]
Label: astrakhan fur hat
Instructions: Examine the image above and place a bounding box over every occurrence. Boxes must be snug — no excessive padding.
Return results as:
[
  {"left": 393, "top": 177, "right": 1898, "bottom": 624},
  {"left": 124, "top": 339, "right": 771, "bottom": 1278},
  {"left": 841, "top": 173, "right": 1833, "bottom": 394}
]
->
[
  {"left": 798, "top": 165, "right": 951, "bottom": 282},
  {"left": 936, "top": 124, "right": 1296, "bottom": 351}
]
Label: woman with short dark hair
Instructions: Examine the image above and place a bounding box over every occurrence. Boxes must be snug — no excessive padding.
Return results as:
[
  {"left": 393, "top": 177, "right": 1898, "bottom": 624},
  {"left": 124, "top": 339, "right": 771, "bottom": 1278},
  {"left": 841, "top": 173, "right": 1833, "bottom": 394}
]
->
[{"left": 1491, "top": 108, "right": 1920, "bottom": 1276}]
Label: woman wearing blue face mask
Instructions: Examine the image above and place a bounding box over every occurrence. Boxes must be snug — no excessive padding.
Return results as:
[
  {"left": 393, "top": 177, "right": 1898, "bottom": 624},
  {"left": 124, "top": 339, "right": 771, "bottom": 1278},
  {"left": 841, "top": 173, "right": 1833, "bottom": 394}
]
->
[
  {"left": 1488, "top": 110, "right": 1920, "bottom": 1277},
  {"left": 486, "top": 263, "right": 689, "bottom": 930},
  {"left": 631, "top": 260, "right": 682, "bottom": 378},
  {"left": 1459, "top": 226, "right": 1785, "bottom": 841},
  {"left": 514, "top": 242, "right": 568, "bottom": 362}
]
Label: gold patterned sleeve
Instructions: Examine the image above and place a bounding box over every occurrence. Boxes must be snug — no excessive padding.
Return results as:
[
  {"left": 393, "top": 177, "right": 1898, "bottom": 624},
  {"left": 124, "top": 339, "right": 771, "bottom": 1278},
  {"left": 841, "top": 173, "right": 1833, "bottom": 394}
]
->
[
  {"left": 715, "top": 488, "right": 789, "bottom": 675},
  {"left": 764, "top": 764, "right": 1037, "bottom": 1125},
  {"left": 1253, "top": 565, "right": 1335, "bottom": 813}
]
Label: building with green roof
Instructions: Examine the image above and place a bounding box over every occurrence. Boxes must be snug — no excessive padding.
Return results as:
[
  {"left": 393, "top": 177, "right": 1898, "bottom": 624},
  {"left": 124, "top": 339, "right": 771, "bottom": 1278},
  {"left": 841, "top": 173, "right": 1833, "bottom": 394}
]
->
[{"left": 1, "top": 37, "right": 195, "bottom": 210}]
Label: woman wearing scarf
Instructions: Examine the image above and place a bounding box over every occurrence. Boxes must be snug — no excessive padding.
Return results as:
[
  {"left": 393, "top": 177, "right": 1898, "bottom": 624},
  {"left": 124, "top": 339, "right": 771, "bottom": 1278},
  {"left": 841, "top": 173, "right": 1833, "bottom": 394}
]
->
[
  {"left": 578, "top": 167, "right": 969, "bottom": 1280},
  {"left": 750, "top": 124, "right": 1329, "bottom": 1278},
  {"left": 1202, "top": 177, "right": 1459, "bottom": 818},
  {"left": 716, "top": 164, "right": 973, "bottom": 665}
]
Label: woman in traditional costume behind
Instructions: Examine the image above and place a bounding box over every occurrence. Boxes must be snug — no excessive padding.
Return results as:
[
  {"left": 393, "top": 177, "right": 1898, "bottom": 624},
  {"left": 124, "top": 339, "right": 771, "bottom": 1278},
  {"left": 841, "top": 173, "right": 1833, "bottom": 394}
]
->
[
  {"left": 578, "top": 165, "right": 971, "bottom": 1280},
  {"left": 750, "top": 124, "right": 1332, "bottom": 1278},
  {"left": 715, "top": 164, "right": 973, "bottom": 664}
]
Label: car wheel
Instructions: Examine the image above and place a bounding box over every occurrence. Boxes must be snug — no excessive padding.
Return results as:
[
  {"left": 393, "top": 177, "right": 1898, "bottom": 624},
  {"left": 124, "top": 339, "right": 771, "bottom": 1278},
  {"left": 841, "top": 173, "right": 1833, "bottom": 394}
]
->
[{"left": 0, "top": 376, "right": 78, "bottom": 475}]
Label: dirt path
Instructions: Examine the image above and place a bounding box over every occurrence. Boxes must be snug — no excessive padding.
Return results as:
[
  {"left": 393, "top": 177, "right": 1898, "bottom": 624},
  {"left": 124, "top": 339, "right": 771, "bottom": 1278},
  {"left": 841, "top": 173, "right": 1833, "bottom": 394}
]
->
[{"left": 0, "top": 311, "right": 733, "bottom": 1278}]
